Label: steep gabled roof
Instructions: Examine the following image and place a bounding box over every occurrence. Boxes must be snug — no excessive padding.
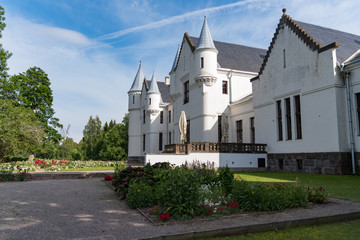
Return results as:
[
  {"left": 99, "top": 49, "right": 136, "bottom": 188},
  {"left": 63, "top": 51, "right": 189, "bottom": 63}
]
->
[
  {"left": 252, "top": 9, "right": 360, "bottom": 81},
  {"left": 297, "top": 21, "right": 360, "bottom": 63},
  {"left": 172, "top": 33, "right": 266, "bottom": 73},
  {"left": 170, "top": 45, "right": 180, "bottom": 73}
]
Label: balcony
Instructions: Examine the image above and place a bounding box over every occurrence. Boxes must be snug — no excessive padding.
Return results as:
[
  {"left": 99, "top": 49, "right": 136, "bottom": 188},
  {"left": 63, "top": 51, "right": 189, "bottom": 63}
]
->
[{"left": 164, "top": 142, "right": 267, "bottom": 154}]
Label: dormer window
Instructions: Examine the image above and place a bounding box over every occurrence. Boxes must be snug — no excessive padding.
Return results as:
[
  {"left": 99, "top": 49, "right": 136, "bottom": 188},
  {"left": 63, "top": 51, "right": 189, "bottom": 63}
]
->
[{"left": 201, "top": 57, "right": 204, "bottom": 68}]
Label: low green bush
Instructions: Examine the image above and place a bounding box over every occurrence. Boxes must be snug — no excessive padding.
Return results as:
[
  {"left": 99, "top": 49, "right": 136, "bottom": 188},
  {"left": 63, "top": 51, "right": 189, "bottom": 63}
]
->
[
  {"left": 307, "top": 186, "right": 328, "bottom": 203},
  {"left": 231, "top": 180, "right": 308, "bottom": 211},
  {"left": 126, "top": 179, "right": 155, "bottom": 208},
  {"left": 218, "top": 166, "right": 234, "bottom": 195},
  {"left": 155, "top": 167, "right": 202, "bottom": 219}
]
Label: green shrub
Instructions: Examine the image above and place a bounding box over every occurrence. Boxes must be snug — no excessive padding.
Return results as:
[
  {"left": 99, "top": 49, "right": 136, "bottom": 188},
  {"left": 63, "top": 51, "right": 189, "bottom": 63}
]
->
[
  {"left": 154, "top": 167, "right": 202, "bottom": 219},
  {"left": 126, "top": 179, "right": 154, "bottom": 208},
  {"left": 218, "top": 166, "right": 234, "bottom": 195},
  {"left": 307, "top": 186, "right": 329, "bottom": 203},
  {"left": 231, "top": 180, "right": 308, "bottom": 211}
]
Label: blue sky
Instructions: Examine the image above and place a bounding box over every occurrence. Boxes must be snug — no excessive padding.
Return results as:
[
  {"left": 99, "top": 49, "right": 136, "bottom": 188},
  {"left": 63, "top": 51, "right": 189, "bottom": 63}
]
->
[{"left": 2, "top": 0, "right": 360, "bottom": 142}]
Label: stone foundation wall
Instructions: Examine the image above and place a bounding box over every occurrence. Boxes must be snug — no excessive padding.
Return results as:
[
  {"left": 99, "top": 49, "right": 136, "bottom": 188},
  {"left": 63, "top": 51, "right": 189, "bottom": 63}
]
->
[
  {"left": 127, "top": 156, "right": 145, "bottom": 166},
  {"left": 267, "top": 152, "right": 353, "bottom": 175}
]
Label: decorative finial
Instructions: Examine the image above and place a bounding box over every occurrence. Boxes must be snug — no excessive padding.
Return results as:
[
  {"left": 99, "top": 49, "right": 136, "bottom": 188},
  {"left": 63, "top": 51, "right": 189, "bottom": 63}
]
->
[
  {"left": 282, "top": 8, "right": 286, "bottom": 14},
  {"left": 204, "top": 15, "right": 207, "bottom": 20},
  {"left": 139, "top": 60, "right": 142, "bottom": 67}
]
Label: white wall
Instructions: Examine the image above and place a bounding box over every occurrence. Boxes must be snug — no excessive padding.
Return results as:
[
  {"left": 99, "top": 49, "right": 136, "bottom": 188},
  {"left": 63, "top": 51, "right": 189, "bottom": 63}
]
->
[
  {"left": 145, "top": 152, "right": 267, "bottom": 168},
  {"left": 252, "top": 24, "right": 346, "bottom": 154}
]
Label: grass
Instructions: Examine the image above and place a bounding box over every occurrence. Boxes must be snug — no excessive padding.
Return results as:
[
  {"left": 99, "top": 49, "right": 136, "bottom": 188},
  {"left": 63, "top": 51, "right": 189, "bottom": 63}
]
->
[
  {"left": 234, "top": 172, "right": 360, "bottom": 201},
  {"left": 203, "top": 219, "right": 360, "bottom": 240},
  {"left": 201, "top": 172, "right": 360, "bottom": 240},
  {"left": 59, "top": 166, "right": 115, "bottom": 172}
]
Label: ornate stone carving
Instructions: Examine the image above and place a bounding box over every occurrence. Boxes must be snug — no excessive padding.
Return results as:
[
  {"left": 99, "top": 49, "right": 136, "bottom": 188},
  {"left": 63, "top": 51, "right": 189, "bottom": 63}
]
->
[
  {"left": 147, "top": 109, "right": 160, "bottom": 116},
  {"left": 195, "top": 76, "right": 217, "bottom": 87}
]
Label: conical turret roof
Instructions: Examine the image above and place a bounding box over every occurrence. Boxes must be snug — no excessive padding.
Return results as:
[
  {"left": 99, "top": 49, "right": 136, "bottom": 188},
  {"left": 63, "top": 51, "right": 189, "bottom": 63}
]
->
[
  {"left": 170, "top": 45, "right": 180, "bottom": 72},
  {"left": 129, "top": 62, "right": 144, "bottom": 92},
  {"left": 195, "top": 17, "right": 216, "bottom": 50},
  {"left": 147, "top": 72, "right": 160, "bottom": 94}
]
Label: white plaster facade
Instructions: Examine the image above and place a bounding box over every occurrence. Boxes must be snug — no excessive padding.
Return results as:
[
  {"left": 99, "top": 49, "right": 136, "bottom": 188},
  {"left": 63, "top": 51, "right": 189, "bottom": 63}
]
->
[{"left": 127, "top": 11, "right": 360, "bottom": 174}]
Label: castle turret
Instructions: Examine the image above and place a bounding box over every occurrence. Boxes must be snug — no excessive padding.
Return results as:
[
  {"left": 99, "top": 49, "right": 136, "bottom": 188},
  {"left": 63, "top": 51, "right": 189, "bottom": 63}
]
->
[
  {"left": 193, "top": 17, "right": 219, "bottom": 142},
  {"left": 194, "top": 16, "right": 218, "bottom": 87},
  {"left": 146, "top": 72, "right": 162, "bottom": 153},
  {"left": 128, "top": 62, "right": 144, "bottom": 163}
]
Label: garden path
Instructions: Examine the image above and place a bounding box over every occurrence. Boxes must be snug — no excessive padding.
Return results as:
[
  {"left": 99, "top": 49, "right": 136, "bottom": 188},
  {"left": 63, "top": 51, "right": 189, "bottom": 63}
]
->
[{"left": 1, "top": 178, "right": 360, "bottom": 240}]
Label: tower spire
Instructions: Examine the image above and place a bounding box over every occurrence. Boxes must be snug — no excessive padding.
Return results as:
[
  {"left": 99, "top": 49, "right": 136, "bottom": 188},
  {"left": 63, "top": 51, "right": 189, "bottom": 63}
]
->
[
  {"left": 129, "top": 61, "right": 145, "bottom": 92},
  {"left": 147, "top": 71, "right": 160, "bottom": 94},
  {"left": 195, "top": 16, "right": 216, "bottom": 50}
]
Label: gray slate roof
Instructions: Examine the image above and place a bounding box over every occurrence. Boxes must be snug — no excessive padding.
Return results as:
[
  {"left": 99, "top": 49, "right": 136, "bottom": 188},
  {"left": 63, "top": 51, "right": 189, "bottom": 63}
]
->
[
  {"left": 297, "top": 21, "right": 360, "bottom": 63},
  {"left": 129, "top": 63, "right": 144, "bottom": 92},
  {"left": 146, "top": 80, "right": 171, "bottom": 103},
  {"left": 190, "top": 37, "right": 266, "bottom": 73},
  {"left": 195, "top": 17, "right": 216, "bottom": 50}
]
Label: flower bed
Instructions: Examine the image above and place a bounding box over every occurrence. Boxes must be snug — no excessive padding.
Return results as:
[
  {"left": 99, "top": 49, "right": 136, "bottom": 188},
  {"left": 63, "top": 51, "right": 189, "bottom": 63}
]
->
[
  {"left": 110, "top": 162, "right": 329, "bottom": 222},
  {"left": 1, "top": 160, "right": 122, "bottom": 173}
]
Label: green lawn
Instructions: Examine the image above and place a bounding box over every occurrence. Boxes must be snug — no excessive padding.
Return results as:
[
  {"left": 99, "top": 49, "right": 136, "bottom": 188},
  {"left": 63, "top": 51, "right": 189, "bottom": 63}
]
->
[
  {"left": 59, "top": 166, "right": 115, "bottom": 172},
  {"left": 235, "top": 172, "right": 360, "bottom": 201},
  {"left": 204, "top": 219, "right": 360, "bottom": 240},
  {"left": 203, "top": 172, "right": 360, "bottom": 240}
]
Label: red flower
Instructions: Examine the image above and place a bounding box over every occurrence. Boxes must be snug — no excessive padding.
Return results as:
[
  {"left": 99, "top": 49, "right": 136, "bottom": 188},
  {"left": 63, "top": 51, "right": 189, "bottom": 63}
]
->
[
  {"left": 104, "top": 175, "right": 115, "bottom": 181},
  {"left": 218, "top": 208, "right": 224, "bottom": 211},
  {"left": 227, "top": 202, "right": 239, "bottom": 209},
  {"left": 160, "top": 212, "right": 170, "bottom": 221},
  {"left": 16, "top": 165, "right": 20, "bottom": 168}
]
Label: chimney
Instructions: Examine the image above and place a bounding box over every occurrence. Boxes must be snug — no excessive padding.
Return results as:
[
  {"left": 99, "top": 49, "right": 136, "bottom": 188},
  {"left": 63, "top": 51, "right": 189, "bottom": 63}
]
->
[{"left": 165, "top": 76, "right": 170, "bottom": 85}]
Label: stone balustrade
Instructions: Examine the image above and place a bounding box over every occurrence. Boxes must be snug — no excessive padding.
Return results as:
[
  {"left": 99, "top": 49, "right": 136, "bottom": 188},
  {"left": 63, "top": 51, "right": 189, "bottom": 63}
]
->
[{"left": 164, "top": 142, "right": 267, "bottom": 154}]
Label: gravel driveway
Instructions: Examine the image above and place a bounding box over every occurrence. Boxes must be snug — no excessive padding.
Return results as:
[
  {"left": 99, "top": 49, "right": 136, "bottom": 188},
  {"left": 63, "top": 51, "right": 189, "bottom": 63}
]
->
[{"left": 1, "top": 178, "right": 360, "bottom": 240}]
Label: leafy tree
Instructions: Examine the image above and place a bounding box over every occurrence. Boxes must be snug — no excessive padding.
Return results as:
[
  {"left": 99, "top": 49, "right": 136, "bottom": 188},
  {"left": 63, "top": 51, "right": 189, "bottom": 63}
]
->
[
  {"left": 0, "top": 99, "right": 44, "bottom": 162},
  {"left": 0, "top": 5, "right": 12, "bottom": 82},
  {"left": 9, "top": 67, "right": 62, "bottom": 143},
  {"left": 99, "top": 114, "right": 128, "bottom": 161},
  {"left": 82, "top": 115, "right": 103, "bottom": 160}
]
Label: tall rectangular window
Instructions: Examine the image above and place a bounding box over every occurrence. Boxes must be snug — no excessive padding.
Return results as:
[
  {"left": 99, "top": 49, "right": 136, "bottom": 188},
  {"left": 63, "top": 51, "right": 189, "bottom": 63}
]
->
[
  {"left": 132, "top": 95, "right": 135, "bottom": 104},
  {"left": 169, "top": 132, "right": 172, "bottom": 144},
  {"left": 186, "top": 120, "right": 190, "bottom": 143},
  {"left": 356, "top": 93, "right": 360, "bottom": 134},
  {"left": 143, "top": 134, "right": 145, "bottom": 151},
  {"left": 222, "top": 81, "right": 228, "bottom": 94},
  {"left": 168, "top": 110, "right": 171, "bottom": 123},
  {"left": 160, "top": 111, "right": 163, "bottom": 124},
  {"left": 294, "top": 95, "right": 302, "bottom": 139},
  {"left": 283, "top": 49, "right": 286, "bottom": 68},
  {"left": 285, "top": 98, "right": 292, "bottom": 140},
  {"left": 277, "top": 100, "right": 283, "bottom": 141},
  {"left": 236, "top": 120, "right": 243, "bottom": 143},
  {"left": 218, "top": 116, "right": 222, "bottom": 142},
  {"left": 159, "top": 133, "right": 163, "bottom": 151},
  {"left": 250, "top": 117, "right": 255, "bottom": 144},
  {"left": 201, "top": 57, "right": 204, "bottom": 68},
  {"left": 149, "top": 98, "right": 151, "bottom": 105},
  {"left": 143, "top": 110, "right": 145, "bottom": 124},
  {"left": 184, "top": 81, "right": 189, "bottom": 104}
]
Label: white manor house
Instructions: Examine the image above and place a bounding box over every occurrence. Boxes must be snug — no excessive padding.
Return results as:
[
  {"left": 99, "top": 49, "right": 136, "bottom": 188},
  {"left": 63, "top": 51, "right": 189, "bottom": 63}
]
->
[{"left": 127, "top": 9, "right": 360, "bottom": 175}]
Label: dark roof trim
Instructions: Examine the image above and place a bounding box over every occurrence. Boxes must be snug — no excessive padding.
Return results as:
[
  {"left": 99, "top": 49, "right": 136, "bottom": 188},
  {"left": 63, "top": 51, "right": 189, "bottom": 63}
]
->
[
  {"left": 170, "top": 32, "right": 195, "bottom": 73},
  {"left": 256, "top": 10, "right": 330, "bottom": 79},
  {"left": 250, "top": 76, "right": 259, "bottom": 82},
  {"left": 318, "top": 42, "right": 339, "bottom": 53}
]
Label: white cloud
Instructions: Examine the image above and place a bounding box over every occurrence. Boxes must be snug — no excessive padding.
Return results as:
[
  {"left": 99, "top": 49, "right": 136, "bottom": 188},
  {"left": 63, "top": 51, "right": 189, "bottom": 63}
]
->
[{"left": 3, "top": 14, "right": 132, "bottom": 142}]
